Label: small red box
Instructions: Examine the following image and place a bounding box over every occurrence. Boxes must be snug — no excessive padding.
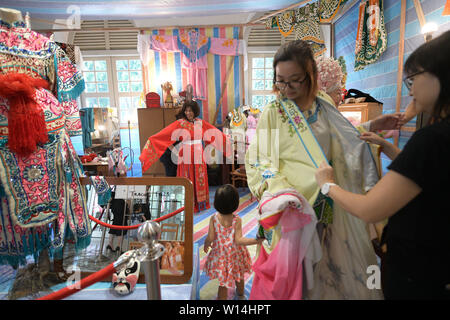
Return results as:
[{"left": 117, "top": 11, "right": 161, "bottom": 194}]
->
[{"left": 145, "top": 92, "right": 161, "bottom": 108}]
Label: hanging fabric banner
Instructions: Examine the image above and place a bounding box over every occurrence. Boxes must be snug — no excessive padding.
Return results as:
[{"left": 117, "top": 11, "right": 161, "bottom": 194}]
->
[
  {"left": 354, "top": 0, "right": 388, "bottom": 71},
  {"left": 138, "top": 27, "right": 243, "bottom": 124},
  {"left": 443, "top": 0, "right": 450, "bottom": 16},
  {"left": 139, "top": 30, "right": 243, "bottom": 101},
  {"left": 277, "top": 11, "right": 295, "bottom": 37},
  {"left": 294, "top": 2, "right": 326, "bottom": 57},
  {"left": 319, "top": 0, "right": 350, "bottom": 22},
  {"left": 265, "top": 2, "right": 326, "bottom": 57}
]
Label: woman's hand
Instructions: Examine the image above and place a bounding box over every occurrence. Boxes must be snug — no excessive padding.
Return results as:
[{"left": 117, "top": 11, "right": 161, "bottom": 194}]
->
[
  {"left": 315, "top": 161, "right": 335, "bottom": 188},
  {"left": 370, "top": 113, "right": 402, "bottom": 131},
  {"left": 359, "top": 131, "right": 386, "bottom": 146},
  {"left": 256, "top": 237, "right": 265, "bottom": 245}
]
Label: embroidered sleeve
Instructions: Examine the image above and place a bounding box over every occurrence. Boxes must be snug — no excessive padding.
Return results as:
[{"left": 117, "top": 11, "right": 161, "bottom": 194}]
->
[
  {"left": 139, "top": 120, "right": 181, "bottom": 172},
  {"left": 245, "top": 101, "right": 293, "bottom": 199},
  {"left": 149, "top": 35, "right": 179, "bottom": 52},
  {"left": 209, "top": 38, "right": 243, "bottom": 56},
  {"left": 54, "top": 47, "right": 85, "bottom": 103}
]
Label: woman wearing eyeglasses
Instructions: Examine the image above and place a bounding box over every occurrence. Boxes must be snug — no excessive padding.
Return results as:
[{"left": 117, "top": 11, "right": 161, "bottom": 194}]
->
[
  {"left": 315, "top": 31, "right": 450, "bottom": 299},
  {"left": 245, "top": 40, "right": 382, "bottom": 300}
]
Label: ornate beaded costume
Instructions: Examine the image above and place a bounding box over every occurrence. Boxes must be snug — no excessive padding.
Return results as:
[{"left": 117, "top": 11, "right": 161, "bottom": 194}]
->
[{"left": 0, "top": 17, "right": 90, "bottom": 266}]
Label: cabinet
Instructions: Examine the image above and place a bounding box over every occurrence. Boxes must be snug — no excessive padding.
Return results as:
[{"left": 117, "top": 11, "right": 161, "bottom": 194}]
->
[
  {"left": 337, "top": 102, "right": 383, "bottom": 126},
  {"left": 138, "top": 108, "right": 181, "bottom": 176}
]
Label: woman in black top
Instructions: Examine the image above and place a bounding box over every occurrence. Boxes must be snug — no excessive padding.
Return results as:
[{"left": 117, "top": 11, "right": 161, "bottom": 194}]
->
[{"left": 315, "top": 30, "right": 450, "bottom": 299}]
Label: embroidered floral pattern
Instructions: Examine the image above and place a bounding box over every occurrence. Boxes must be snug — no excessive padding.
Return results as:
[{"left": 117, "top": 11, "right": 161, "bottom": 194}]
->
[
  {"left": 0, "top": 27, "right": 53, "bottom": 58},
  {"left": 0, "top": 23, "right": 90, "bottom": 262},
  {"left": 270, "top": 99, "right": 308, "bottom": 137},
  {"left": 57, "top": 60, "right": 78, "bottom": 83}
]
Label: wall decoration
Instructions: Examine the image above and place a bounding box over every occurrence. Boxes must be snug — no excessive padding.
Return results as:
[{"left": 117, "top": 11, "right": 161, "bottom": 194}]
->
[
  {"left": 354, "top": 0, "right": 387, "bottom": 71},
  {"left": 138, "top": 27, "right": 243, "bottom": 124}
]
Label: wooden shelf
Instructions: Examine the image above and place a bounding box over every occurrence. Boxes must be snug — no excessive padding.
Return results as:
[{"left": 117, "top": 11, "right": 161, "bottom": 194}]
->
[{"left": 338, "top": 102, "right": 383, "bottom": 124}]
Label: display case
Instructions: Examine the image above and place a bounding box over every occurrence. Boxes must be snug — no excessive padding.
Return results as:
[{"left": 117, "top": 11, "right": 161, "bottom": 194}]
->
[
  {"left": 338, "top": 102, "right": 383, "bottom": 126},
  {"left": 79, "top": 176, "right": 194, "bottom": 284}
]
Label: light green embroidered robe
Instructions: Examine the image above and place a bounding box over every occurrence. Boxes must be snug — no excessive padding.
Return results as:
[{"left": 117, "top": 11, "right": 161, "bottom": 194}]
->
[{"left": 245, "top": 94, "right": 383, "bottom": 299}]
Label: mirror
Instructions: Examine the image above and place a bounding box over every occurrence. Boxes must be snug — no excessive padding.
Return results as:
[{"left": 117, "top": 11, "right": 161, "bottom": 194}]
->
[{"left": 76, "top": 176, "right": 194, "bottom": 284}]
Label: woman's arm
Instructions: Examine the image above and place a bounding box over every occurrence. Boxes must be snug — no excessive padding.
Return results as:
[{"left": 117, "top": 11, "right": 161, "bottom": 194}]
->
[
  {"left": 315, "top": 162, "right": 422, "bottom": 223},
  {"left": 234, "top": 217, "right": 264, "bottom": 246},
  {"left": 203, "top": 217, "right": 215, "bottom": 253},
  {"left": 139, "top": 120, "right": 182, "bottom": 172},
  {"left": 359, "top": 132, "right": 401, "bottom": 160}
]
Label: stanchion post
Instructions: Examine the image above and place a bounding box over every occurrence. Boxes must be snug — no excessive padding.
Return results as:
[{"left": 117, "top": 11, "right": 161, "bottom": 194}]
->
[{"left": 137, "top": 220, "right": 164, "bottom": 300}]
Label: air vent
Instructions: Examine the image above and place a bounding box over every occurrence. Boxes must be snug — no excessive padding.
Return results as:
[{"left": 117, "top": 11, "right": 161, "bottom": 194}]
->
[
  {"left": 73, "top": 20, "right": 138, "bottom": 50},
  {"left": 247, "top": 25, "right": 282, "bottom": 47}
]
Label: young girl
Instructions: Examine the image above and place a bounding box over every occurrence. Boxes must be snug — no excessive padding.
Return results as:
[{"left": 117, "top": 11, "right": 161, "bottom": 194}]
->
[{"left": 203, "top": 184, "right": 264, "bottom": 300}]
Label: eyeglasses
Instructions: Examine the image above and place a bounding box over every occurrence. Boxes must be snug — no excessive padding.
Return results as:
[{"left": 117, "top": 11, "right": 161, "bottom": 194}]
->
[
  {"left": 274, "top": 75, "right": 307, "bottom": 90},
  {"left": 403, "top": 70, "right": 425, "bottom": 90}
]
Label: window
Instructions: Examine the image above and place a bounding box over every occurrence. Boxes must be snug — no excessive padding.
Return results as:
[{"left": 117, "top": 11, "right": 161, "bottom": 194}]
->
[
  {"left": 113, "top": 58, "right": 144, "bottom": 126},
  {"left": 82, "top": 59, "right": 112, "bottom": 109},
  {"left": 249, "top": 54, "right": 277, "bottom": 110},
  {"left": 82, "top": 56, "right": 144, "bottom": 126}
]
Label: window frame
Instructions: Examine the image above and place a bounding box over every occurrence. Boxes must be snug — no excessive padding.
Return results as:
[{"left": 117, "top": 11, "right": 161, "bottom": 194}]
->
[
  {"left": 81, "top": 55, "right": 144, "bottom": 126},
  {"left": 248, "top": 53, "right": 277, "bottom": 110}
]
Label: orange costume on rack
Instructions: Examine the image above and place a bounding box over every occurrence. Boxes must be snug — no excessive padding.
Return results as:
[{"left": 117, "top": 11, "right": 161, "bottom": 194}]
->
[{"left": 139, "top": 118, "right": 231, "bottom": 212}]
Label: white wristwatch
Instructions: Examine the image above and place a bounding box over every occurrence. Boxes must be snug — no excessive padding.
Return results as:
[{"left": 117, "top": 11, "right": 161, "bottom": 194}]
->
[{"left": 321, "top": 182, "right": 337, "bottom": 196}]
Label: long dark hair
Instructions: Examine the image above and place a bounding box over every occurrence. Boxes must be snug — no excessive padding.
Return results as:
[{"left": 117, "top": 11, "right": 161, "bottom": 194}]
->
[
  {"left": 272, "top": 40, "right": 318, "bottom": 102},
  {"left": 176, "top": 100, "right": 200, "bottom": 120},
  {"left": 404, "top": 30, "right": 450, "bottom": 123}
]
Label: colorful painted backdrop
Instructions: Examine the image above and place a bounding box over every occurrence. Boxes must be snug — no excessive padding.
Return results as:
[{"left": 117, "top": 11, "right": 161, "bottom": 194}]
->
[{"left": 141, "top": 27, "right": 243, "bottom": 126}]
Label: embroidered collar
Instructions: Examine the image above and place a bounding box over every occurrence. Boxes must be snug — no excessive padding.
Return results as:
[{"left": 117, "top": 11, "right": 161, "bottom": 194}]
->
[
  {"left": 304, "top": 101, "right": 321, "bottom": 125},
  {"left": 290, "top": 99, "right": 321, "bottom": 125}
]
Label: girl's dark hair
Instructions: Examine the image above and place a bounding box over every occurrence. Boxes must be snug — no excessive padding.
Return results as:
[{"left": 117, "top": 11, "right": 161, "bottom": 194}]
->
[
  {"left": 213, "top": 184, "right": 239, "bottom": 215},
  {"left": 404, "top": 30, "right": 450, "bottom": 122},
  {"left": 272, "top": 40, "right": 318, "bottom": 102},
  {"left": 177, "top": 100, "right": 200, "bottom": 120}
]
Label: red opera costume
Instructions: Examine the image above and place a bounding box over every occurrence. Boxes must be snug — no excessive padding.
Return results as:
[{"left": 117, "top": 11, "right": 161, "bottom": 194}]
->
[{"left": 139, "top": 118, "right": 230, "bottom": 213}]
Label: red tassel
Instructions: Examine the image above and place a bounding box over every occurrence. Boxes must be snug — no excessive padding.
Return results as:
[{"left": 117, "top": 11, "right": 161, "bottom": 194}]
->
[{"left": 0, "top": 73, "right": 50, "bottom": 156}]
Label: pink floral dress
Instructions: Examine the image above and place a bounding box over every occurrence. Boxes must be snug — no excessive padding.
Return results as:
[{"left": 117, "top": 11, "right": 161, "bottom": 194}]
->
[{"left": 203, "top": 213, "right": 253, "bottom": 288}]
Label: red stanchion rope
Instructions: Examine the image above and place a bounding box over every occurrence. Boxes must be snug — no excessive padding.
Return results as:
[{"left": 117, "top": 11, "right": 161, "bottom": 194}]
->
[
  {"left": 35, "top": 206, "right": 185, "bottom": 300},
  {"left": 37, "top": 263, "right": 116, "bottom": 300},
  {"left": 88, "top": 206, "right": 185, "bottom": 230}
]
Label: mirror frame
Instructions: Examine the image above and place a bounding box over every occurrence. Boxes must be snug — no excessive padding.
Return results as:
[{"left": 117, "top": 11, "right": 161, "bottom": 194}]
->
[{"left": 79, "top": 176, "right": 194, "bottom": 284}]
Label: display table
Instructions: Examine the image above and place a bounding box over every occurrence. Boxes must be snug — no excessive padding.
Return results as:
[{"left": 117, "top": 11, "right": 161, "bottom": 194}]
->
[{"left": 82, "top": 160, "right": 110, "bottom": 176}]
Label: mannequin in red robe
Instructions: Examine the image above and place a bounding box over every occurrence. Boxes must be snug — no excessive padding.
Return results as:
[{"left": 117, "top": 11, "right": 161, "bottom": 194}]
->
[{"left": 139, "top": 101, "right": 231, "bottom": 212}]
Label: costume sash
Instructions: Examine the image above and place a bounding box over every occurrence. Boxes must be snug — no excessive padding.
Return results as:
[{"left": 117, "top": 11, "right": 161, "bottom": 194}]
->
[{"left": 278, "top": 98, "right": 328, "bottom": 169}]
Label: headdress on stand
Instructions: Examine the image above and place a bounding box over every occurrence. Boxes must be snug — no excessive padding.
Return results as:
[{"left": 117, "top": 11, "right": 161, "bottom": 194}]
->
[{"left": 316, "top": 56, "right": 344, "bottom": 94}]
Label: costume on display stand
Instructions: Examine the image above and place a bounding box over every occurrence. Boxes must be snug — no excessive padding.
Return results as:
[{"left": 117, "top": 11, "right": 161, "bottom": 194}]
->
[
  {"left": 139, "top": 118, "right": 230, "bottom": 213},
  {"left": 0, "top": 9, "right": 90, "bottom": 276},
  {"left": 242, "top": 105, "right": 258, "bottom": 146}
]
